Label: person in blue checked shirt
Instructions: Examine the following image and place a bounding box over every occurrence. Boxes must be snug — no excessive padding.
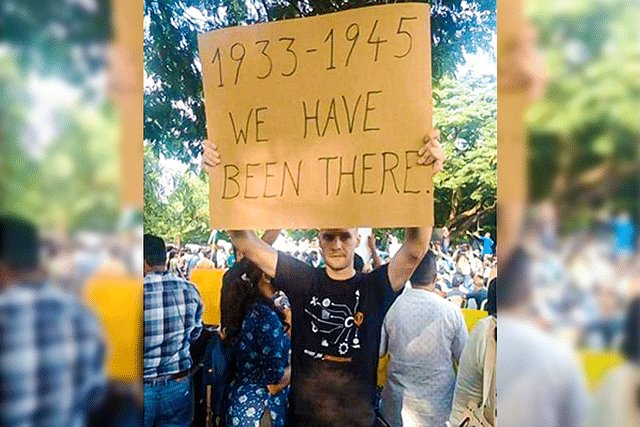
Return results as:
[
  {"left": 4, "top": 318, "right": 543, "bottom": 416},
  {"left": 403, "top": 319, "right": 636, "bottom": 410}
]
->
[
  {"left": 0, "top": 215, "right": 107, "bottom": 427},
  {"left": 143, "top": 234, "right": 204, "bottom": 427}
]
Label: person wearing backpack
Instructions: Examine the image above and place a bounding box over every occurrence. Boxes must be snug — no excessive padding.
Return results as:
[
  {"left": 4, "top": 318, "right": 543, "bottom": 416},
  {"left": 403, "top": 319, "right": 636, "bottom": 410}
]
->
[{"left": 220, "top": 258, "right": 291, "bottom": 427}]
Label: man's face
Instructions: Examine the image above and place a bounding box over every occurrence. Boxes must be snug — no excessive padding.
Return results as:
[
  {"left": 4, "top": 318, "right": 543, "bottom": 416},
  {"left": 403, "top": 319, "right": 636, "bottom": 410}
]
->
[{"left": 318, "top": 228, "right": 360, "bottom": 272}]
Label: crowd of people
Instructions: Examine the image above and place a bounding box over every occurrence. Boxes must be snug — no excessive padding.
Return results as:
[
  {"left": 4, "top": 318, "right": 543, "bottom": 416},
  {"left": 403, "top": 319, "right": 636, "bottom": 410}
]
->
[
  {"left": 170, "top": 229, "right": 498, "bottom": 314},
  {"left": 519, "top": 203, "right": 638, "bottom": 352},
  {"left": 142, "top": 131, "right": 500, "bottom": 427},
  {"left": 0, "top": 216, "right": 144, "bottom": 427},
  {"left": 146, "top": 215, "right": 640, "bottom": 427},
  {"left": 144, "top": 227, "right": 497, "bottom": 427}
]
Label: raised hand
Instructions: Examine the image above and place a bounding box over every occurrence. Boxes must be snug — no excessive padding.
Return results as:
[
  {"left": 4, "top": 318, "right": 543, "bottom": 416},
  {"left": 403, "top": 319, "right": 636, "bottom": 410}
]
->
[{"left": 417, "top": 128, "right": 445, "bottom": 174}]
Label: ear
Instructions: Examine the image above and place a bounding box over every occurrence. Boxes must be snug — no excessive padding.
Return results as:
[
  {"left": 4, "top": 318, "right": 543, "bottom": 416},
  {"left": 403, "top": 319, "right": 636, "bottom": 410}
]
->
[{"left": 351, "top": 228, "right": 361, "bottom": 246}]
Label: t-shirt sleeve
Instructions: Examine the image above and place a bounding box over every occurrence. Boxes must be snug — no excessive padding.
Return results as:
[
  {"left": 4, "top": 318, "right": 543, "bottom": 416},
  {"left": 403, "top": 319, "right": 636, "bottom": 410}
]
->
[
  {"left": 370, "top": 263, "right": 400, "bottom": 314},
  {"left": 274, "top": 251, "right": 316, "bottom": 299}
]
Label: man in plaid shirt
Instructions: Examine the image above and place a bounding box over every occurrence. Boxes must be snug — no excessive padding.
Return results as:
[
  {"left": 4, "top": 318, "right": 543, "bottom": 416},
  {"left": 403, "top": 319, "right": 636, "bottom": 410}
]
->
[
  {"left": 144, "top": 234, "right": 204, "bottom": 427},
  {"left": 0, "top": 216, "right": 106, "bottom": 427}
]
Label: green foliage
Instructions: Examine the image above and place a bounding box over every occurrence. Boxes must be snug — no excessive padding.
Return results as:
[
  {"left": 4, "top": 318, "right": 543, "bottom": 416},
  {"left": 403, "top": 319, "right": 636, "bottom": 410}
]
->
[
  {"left": 143, "top": 0, "right": 496, "bottom": 163},
  {"left": 433, "top": 73, "right": 497, "bottom": 238},
  {"left": 143, "top": 145, "right": 212, "bottom": 244},
  {"left": 525, "top": 0, "right": 640, "bottom": 225},
  {"left": 0, "top": 51, "right": 121, "bottom": 232},
  {"left": 285, "top": 229, "right": 318, "bottom": 241},
  {"left": 41, "top": 105, "right": 121, "bottom": 232},
  {"left": 0, "top": 55, "right": 36, "bottom": 221},
  {"left": 0, "top": 0, "right": 112, "bottom": 83},
  {"left": 142, "top": 0, "right": 497, "bottom": 239}
]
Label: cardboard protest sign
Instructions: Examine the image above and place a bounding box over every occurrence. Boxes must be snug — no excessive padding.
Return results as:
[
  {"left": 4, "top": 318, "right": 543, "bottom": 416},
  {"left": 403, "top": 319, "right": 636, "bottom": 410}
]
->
[
  {"left": 497, "top": 0, "right": 528, "bottom": 206},
  {"left": 198, "top": 3, "right": 432, "bottom": 229},
  {"left": 497, "top": 0, "right": 531, "bottom": 256}
]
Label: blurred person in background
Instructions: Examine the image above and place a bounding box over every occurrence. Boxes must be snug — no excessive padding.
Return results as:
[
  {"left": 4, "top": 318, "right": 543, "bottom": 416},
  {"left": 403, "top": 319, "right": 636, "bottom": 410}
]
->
[
  {"left": 497, "top": 248, "right": 589, "bottom": 427},
  {"left": 580, "top": 284, "right": 625, "bottom": 350},
  {"left": 379, "top": 250, "right": 468, "bottom": 426},
  {"left": 0, "top": 215, "right": 107, "bottom": 426},
  {"left": 588, "top": 296, "right": 640, "bottom": 427},
  {"left": 178, "top": 249, "right": 187, "bottom": 274},
  {"left": 471, "top": 231, "right": 494, "bottom": 258},
  {"left": 167, "top": 249, "right": 180, "bottom": 274},
  {"left": 215, "top": 245, "right": 228, "bottom": 269},
  {"left": 442, "top": 226, "right": 452, "bottom": 254},
  {"left": 367, "top": 235, "right": 385, "bottom": 270},
  {"left": 453, "top": 245, "right": 473, "bottom": 290},
  {"left": 612, "top": 211, "right": 636, "bottom": 266},
  {"left": 466, "top": 273, "right": 489, "bottom": 310},
  {"left": 183, "top": 247, "right": 200, "bottom": 279},
  {"left": 195, "top": 248, "right": 215, "bottom": 270},
  {"left": 450, "top": 279, "right": 497, "bottom": 427},
  {"left": 469, "top": 249, "right": 484, "bottom": 278},
  {"left": 482, "top": 256, "right": 493, "bottom": 284},
  {"left": 143, "top": 234, "right": 204, "bottom": 427}
]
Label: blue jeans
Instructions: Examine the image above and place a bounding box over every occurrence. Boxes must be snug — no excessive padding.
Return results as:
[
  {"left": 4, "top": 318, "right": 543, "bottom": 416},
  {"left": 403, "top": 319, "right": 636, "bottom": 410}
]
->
[{"left": 144, "top": 375, "right": 193, "bottom": 427}]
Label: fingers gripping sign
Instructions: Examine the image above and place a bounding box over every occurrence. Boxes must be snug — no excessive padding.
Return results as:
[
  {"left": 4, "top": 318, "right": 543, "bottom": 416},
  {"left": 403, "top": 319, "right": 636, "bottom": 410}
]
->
[
  {"left": 417, "top": 128, "right": 445, "bottom": 173},
  {"left": 203, "top": 130, "right": 445, "bottom": 178},
  {"left": 201, "top": 139, "right": 221, "bottom": 175}
]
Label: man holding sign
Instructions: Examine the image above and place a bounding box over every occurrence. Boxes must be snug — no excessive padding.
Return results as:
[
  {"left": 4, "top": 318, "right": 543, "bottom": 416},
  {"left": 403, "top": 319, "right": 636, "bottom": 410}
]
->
[
  {"left": 202, "top": 129, "right": 444, "bottom": 427},
  {"left": 199, "top": 3, "right": 442, "bottom": 426}
]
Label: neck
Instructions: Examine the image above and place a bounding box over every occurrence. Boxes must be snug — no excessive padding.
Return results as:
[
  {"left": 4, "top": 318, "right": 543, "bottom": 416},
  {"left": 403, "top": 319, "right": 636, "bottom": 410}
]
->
[
  {"left": 145, "top": 265, "right": 165, "bottom": 275},
  {"left": 412, "top": 283, "right": 435, "bottom": 291},
  {"left": 0, "top": 268, "right": 44, "bottom": 290},
  {"left": 326, "top": 266, "right": 356, "bottom": 281},
  {"left": 501, "top": 303, "right": 532, "bottom": 319},
  {"left": 257, "top": 280, "right": 275, "bottom": 299}
]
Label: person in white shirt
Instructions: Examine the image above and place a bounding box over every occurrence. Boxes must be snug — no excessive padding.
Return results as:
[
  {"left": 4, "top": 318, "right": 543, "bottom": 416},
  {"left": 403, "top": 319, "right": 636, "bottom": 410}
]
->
[
  {"left": 450, "top": 279, "right": 496, "bottom": 426},
  {"left": 496, "top": 248, "right": 588, "bottom": 427},
  {"left": 379, "top": 250, "right": 468, "bottom": 426}
]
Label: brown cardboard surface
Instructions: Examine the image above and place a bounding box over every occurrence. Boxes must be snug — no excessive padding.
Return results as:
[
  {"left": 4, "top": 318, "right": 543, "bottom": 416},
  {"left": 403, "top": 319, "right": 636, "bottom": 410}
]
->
[
  {"left": 111, "top": 0, "right": 143, "bottom": 209},
  {"left": 497, "top": 0, "right": 530, "bottom": 257},
  {"left": 497, "top": 0, "right": 529, "bottom": 206},
  {"left": 198, "top": 4, "right": 433, "bottom": 229}
]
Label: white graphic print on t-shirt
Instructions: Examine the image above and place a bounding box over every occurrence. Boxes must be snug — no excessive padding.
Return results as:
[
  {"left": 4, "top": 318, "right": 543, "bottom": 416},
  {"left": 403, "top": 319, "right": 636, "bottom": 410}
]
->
[{"left": 303, "top": 289, "right": 364, "bottom": 357}]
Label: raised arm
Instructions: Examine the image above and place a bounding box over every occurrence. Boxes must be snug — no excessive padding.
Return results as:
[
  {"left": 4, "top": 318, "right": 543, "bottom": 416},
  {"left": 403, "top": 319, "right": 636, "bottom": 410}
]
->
[
  {"left": 387, "top": 128, "right": 445, "bottom": 291},
  {"left": 387, "top": 227, "right": 432, "bottom": 291},
  {"left": 261, "top": 229, "right": 281, "bottom": 246},
  {"left": 229, "top": 230, "right": 278, "bottom": 278},
  {"left": 367, "top": 234, "right": 384, "bottom": 269}
]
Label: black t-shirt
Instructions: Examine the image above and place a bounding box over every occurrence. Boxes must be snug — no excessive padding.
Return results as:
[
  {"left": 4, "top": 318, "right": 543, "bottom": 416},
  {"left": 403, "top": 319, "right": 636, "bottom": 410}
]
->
[{"left": 274, "top": 252, "right": 400, "bottom": 427}]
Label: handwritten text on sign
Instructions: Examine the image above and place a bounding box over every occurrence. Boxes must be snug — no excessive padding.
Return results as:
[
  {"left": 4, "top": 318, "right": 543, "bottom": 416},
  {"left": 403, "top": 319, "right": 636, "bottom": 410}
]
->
[{"left": 198, "top": 3, "right": 432, "bottom": 229}]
